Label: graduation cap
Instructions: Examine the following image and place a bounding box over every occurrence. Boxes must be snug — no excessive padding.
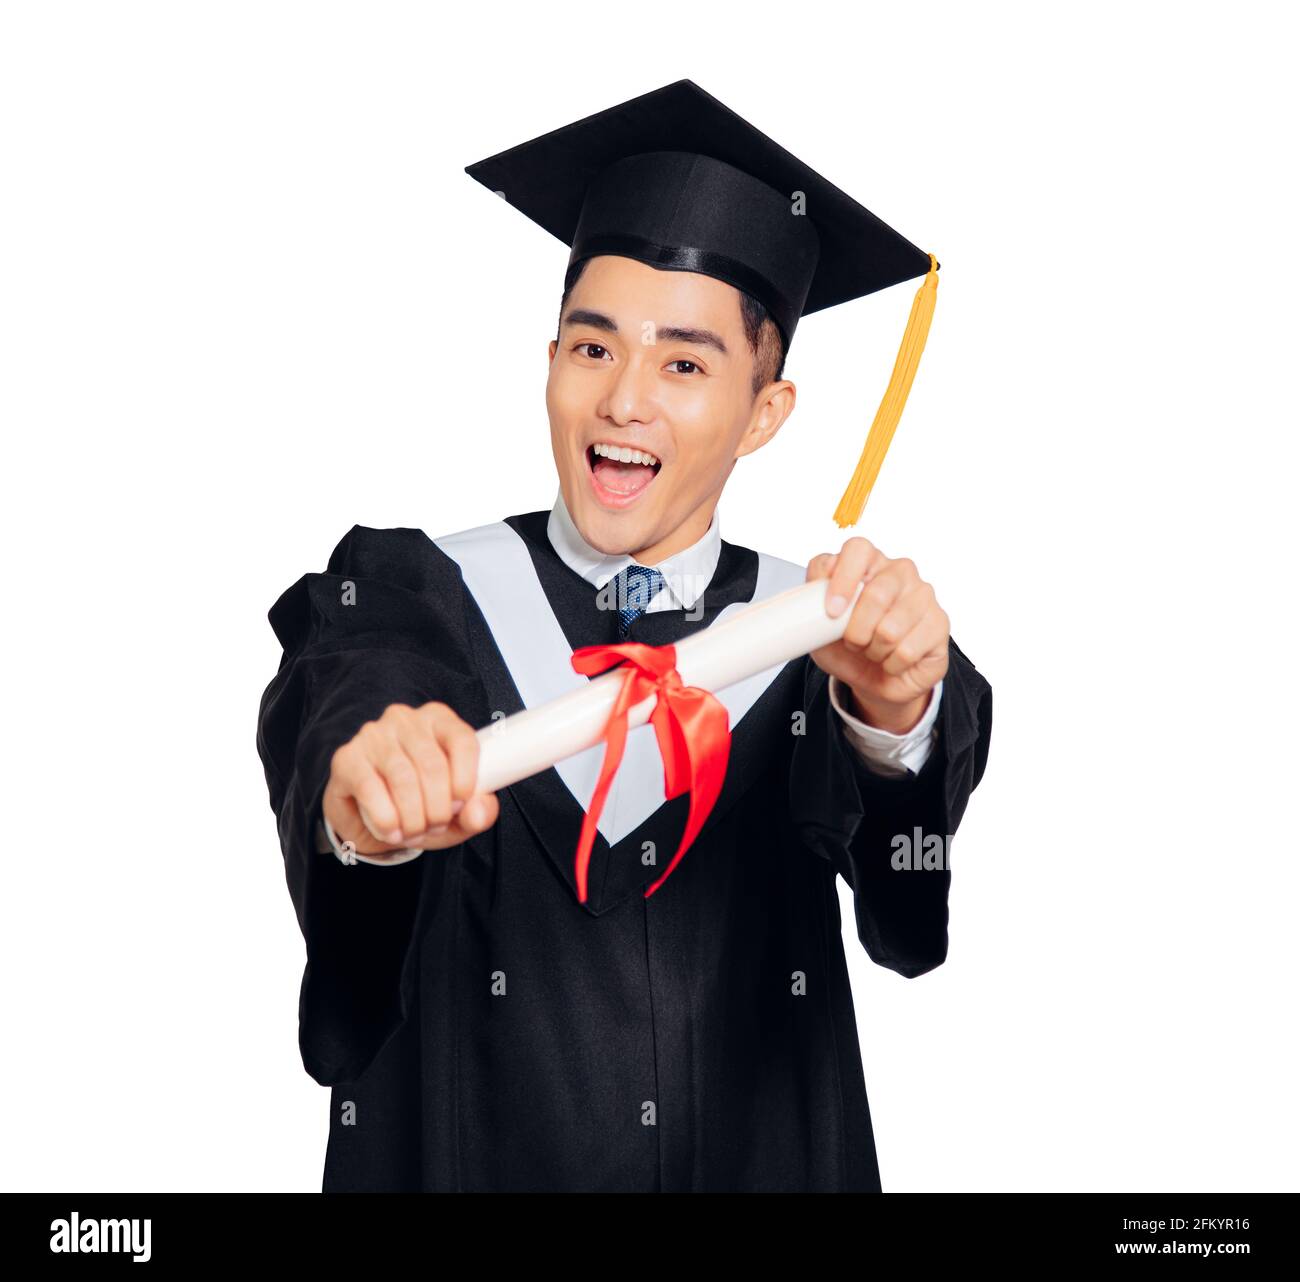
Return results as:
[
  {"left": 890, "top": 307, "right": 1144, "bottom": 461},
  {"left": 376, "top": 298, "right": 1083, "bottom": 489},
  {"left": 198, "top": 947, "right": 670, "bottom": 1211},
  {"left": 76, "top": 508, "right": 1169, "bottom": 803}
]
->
[{"left": 464, "top": 79, "right": 939, "bottom": 527}]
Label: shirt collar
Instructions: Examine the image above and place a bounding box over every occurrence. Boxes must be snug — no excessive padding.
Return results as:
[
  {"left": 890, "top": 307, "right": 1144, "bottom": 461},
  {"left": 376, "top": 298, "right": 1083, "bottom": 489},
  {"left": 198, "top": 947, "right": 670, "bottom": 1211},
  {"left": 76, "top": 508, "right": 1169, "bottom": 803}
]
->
[{"left": 545, "top": 486, "right": 722, "bottom": 613}]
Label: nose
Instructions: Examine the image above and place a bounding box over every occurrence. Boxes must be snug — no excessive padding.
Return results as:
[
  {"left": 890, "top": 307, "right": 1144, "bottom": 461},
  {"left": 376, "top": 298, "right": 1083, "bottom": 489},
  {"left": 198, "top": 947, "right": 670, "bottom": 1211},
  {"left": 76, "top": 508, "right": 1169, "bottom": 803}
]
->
[{"left": 597, "top": 349, "right": 659, "bottom": 427}]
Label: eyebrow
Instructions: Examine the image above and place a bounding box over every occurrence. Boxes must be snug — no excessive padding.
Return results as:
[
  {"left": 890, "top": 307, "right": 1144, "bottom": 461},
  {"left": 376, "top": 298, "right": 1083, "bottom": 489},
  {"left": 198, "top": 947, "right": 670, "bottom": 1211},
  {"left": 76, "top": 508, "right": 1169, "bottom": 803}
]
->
[{"left": 561, "top": 308, "right": 730, "bottom": 356}]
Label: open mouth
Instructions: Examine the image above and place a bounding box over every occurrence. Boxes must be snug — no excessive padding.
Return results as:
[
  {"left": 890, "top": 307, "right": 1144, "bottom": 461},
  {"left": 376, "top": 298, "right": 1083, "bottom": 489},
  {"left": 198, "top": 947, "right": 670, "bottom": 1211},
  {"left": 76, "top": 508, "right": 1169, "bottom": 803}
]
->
[{"left": 585, "top": 441, "right": 662, "bottom": 507}]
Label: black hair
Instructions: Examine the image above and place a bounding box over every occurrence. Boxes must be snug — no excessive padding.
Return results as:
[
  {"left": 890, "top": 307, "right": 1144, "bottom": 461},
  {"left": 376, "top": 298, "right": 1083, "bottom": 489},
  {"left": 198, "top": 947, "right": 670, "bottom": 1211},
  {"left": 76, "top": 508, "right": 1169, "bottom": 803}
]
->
[{"left": 557, "top": 257, "right": 786, "bottom": 398}]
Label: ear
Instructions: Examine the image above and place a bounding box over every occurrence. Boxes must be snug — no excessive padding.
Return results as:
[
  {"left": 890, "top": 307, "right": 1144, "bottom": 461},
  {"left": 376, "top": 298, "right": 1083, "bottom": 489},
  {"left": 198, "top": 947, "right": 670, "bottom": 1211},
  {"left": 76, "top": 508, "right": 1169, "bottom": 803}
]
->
[
  {"left": 547, "top": 338, "right": 558, "bottom": 363},
  {"left": 735, "top": 379, "right": 796, "bottom": 460}
]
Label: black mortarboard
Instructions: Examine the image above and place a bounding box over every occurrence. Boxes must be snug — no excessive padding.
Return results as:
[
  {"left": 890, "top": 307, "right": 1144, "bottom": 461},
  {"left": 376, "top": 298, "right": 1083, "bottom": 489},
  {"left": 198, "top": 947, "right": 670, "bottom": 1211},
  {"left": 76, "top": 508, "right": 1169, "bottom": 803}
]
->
[{"left": 464, "top": 79, "right": 940, "bottom": 527}]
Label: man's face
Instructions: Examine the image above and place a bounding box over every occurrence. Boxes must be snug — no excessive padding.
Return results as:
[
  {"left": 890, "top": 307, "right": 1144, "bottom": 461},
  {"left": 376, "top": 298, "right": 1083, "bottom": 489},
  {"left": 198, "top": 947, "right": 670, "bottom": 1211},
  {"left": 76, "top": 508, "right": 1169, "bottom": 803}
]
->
[{"left": 546, "top": 254, "right": 792, "bottom": 559}]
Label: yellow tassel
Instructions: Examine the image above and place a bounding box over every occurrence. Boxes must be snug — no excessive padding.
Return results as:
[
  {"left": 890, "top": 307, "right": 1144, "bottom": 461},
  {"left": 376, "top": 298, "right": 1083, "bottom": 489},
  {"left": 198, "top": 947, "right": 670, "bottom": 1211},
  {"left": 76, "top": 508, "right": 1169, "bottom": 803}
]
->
[{"left": 832, "top": 252, "right": 939, "bottom": 528}]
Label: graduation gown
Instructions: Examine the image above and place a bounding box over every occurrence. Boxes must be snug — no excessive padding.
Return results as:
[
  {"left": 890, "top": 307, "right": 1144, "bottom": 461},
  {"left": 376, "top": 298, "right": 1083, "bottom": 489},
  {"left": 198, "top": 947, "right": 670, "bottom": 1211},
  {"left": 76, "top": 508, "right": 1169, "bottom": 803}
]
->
[{"left": 255, "top": 510, "right": 993, "bottom": 1192}]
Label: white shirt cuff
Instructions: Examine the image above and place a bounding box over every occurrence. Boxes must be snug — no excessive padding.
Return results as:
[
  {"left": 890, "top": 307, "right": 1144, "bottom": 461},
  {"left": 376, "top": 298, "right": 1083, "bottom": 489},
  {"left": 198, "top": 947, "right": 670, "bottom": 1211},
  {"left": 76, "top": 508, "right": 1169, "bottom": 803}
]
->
[
  {"left": 828, "top": 676, "right": 943, "bottom": 777},
  {"left": 318, "top": 808, "right": 425, "bottom": 867}
]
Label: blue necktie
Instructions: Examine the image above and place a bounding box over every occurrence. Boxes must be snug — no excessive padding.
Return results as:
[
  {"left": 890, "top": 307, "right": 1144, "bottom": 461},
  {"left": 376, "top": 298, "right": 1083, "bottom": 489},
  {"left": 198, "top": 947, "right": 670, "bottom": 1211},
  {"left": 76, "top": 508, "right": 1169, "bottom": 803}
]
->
[{"left": 609, "top": 564, "right": 665, "bottom": 637}]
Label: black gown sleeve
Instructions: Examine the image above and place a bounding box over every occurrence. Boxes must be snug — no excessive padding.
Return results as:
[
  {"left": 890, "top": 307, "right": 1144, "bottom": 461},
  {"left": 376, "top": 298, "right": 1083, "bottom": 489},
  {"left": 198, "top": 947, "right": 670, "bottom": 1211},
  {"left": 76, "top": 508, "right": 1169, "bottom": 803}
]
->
[
  {"left": 788, "top": 637, "right": 992, "bottom": 978},
  {"left": 255, "top": 525, "right": 480, "bottom": 1086}
]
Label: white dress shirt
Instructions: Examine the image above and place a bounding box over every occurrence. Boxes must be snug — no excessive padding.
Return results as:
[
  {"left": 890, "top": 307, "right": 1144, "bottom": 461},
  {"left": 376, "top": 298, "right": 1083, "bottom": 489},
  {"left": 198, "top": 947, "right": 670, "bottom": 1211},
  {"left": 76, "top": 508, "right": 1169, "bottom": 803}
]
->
[{"left": 320, "top": 493, "right": 942, "bottom": 863}]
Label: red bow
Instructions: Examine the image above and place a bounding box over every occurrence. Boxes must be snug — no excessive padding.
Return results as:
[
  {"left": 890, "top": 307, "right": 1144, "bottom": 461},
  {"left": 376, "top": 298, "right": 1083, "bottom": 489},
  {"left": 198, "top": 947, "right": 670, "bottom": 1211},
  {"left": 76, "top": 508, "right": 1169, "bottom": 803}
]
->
[{"left": 568, "top": 641, "right": 731, "bottom": 903}]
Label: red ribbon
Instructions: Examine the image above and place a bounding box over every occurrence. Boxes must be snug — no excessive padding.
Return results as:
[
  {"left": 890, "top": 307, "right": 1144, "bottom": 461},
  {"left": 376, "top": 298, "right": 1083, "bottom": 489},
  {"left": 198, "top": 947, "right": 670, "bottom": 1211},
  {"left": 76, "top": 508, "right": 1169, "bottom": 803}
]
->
[{"left": 568, "top": 641, "right": 731, "bottom": 903}]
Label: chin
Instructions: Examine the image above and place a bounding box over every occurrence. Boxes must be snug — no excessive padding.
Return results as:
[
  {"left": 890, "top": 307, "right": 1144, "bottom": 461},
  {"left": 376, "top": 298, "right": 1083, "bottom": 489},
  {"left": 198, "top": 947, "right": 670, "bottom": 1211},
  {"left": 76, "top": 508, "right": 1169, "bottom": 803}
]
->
[{"left": 572, "top": 495, "right": 654, "bottom": 555}]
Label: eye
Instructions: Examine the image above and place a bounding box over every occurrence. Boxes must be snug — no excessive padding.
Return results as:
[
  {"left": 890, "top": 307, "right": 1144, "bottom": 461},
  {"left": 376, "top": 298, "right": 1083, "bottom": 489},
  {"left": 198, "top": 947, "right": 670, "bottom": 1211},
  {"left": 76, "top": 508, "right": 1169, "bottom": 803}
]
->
[
  {"left": 668, "top": 359, "right": 702, "bottom": 375},
  {"left": 576, "top": 342, "right": 610, "bottom": 360}
]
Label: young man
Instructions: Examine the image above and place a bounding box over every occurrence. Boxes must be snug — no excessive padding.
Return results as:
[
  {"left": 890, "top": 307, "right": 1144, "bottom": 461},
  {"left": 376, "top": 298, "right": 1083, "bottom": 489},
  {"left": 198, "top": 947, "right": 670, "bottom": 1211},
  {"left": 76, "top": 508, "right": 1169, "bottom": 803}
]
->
[{"left": 256, "top": 81, "right": 992, "bottom": 1192}]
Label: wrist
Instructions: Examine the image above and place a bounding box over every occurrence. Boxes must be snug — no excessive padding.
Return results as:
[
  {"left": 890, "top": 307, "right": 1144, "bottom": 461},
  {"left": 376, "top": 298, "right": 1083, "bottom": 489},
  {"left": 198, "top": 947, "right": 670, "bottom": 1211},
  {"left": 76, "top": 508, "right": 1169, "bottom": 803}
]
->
[{"left": 845, "top": 684, "right": 931, "bottom": 735}]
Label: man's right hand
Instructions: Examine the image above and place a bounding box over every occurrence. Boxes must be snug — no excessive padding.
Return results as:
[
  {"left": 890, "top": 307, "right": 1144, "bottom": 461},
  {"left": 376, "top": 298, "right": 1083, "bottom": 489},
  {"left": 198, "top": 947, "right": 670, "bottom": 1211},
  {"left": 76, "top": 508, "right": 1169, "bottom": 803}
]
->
[{"left": 323, "top": 702, "right": 500, "bottom": 855}]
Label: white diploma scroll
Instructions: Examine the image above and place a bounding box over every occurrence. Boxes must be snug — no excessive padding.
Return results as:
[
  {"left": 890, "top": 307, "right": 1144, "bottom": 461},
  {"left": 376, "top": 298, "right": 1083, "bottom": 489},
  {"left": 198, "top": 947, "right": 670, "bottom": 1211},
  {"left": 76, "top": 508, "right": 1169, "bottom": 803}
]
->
[
  {"left": 326, "top": 576, "right": 863, "bottom": 864},
  {"left": 472, "top": 576, "right": 863, "bottom": 794}
]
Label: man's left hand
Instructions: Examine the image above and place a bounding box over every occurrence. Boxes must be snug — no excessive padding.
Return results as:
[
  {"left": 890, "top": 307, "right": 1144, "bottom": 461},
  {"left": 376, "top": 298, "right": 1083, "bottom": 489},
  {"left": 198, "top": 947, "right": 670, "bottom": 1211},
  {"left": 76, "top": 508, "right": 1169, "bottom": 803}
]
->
[{"left": 806, "top": 537, "right": 949, "bottom": 734}]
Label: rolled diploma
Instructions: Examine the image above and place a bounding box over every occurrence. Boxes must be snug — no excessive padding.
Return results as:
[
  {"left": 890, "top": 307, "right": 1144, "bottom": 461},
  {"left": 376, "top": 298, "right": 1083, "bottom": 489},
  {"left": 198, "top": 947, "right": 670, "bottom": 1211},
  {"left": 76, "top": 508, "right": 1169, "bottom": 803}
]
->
[{"left": 472, "top": 576, "right": 864, "bottom": 795}]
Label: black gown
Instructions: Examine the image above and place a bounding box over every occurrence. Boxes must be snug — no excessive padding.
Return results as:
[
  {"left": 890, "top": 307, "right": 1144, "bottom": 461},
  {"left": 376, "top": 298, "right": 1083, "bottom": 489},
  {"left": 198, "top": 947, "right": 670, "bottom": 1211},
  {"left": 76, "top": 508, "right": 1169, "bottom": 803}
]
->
[{"left": 255, "top": 510, "right": 992, "bottom": 1192}]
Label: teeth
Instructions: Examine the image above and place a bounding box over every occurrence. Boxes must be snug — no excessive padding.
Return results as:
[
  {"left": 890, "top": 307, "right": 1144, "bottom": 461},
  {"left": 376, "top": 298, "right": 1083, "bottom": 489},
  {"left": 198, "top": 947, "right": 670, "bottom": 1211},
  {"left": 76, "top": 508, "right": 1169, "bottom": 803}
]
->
[{"left": 592, "top": 441, "right": 660, "bottom": 468}]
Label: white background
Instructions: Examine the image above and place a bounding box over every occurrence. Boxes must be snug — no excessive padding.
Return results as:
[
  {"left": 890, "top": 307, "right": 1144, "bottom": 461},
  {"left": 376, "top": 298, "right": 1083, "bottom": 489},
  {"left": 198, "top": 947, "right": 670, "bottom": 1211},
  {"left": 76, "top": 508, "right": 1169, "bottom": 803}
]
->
[{"left": 2, "top": 0, "right": 1295, "bottom": 1193}]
